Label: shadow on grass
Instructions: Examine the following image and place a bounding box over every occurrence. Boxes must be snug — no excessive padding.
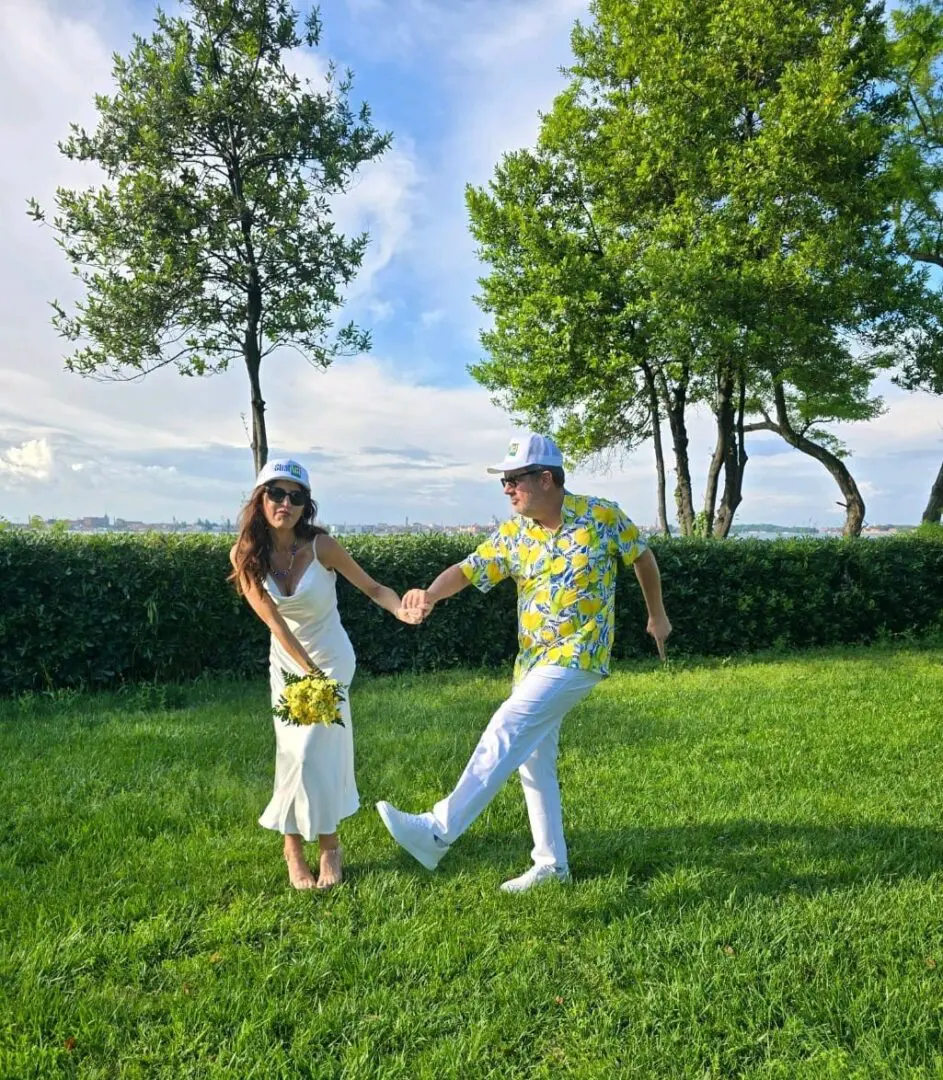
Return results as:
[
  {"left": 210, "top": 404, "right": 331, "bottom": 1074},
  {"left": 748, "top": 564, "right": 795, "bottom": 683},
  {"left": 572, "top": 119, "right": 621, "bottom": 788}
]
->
[{"left": 360, "top": 819, "right": 943, "bottom": 908}]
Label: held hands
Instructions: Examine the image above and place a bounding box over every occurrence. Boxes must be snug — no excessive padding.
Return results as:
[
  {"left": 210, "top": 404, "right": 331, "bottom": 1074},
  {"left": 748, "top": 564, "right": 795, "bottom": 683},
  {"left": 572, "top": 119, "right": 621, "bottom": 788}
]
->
[
  {"left": 394, "top": 602, "right": 425, "bottom": 625},
  {"left": 647, "top": 613, "right": 672, "bottom": 662},
  {"left": 398, "top": 588, "right": 436, "bottom": 625}
]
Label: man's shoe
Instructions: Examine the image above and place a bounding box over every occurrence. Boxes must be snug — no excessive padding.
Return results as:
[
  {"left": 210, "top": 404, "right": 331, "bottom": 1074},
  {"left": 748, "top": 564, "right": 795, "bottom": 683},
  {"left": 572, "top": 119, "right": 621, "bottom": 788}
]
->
[
  {"left": 500, "top": 864, "right": 570, "bottom": 894},
  {"left": 375, "top": 801, "right": 449, "bottom": 871}
]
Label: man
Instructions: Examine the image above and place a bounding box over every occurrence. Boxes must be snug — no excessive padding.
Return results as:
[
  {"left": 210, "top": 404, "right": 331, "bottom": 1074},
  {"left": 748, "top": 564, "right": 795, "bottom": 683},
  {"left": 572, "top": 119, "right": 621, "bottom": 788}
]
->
[{"left": 376, "top": 433, "right": 672, "bottom": 893}]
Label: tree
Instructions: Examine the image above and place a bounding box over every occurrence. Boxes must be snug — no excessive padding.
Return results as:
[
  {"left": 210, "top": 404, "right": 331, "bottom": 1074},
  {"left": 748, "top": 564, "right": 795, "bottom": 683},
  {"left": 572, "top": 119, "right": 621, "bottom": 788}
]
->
[
  {"left": 467, "top": 151, "right": 672, "bottom": 534},
  {"left": 468, "top": 0, "right": 934, "bottom": 536},
  {"left": 30, "top": 0, "right": 388, "bottom": 474},
  {"left": 888, "top": 0, "right": 943, "bottom": 524}
]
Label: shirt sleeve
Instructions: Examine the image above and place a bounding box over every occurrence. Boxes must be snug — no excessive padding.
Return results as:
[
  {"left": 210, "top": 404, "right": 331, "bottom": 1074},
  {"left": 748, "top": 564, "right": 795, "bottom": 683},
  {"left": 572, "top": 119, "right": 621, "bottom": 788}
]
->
[
  {"left": 609, "top": 505, "right": 648, "bottom": 567},
  {"left": 460, "top": 529, "right": 512, "bottom": 593}
]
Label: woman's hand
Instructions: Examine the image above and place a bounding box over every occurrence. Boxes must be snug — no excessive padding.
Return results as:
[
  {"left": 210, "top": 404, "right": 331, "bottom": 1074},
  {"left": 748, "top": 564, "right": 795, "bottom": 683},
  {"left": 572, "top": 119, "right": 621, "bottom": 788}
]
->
[{"left": 394, "top": 603, "right": 425, "bottom": 625}]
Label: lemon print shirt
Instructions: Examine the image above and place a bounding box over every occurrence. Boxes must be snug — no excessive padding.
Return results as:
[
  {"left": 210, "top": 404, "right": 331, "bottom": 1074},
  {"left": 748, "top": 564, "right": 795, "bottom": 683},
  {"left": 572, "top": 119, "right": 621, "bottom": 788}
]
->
[{"left": 460, "top": 493, "right": 647, "bottom": 683}]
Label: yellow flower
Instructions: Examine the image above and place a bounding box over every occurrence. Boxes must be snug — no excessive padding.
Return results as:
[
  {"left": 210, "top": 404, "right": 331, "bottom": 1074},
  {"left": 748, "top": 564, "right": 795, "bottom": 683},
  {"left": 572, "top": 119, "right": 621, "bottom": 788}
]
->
[{"left": 275, "top": 672, "right": 345, "bottom": 727}]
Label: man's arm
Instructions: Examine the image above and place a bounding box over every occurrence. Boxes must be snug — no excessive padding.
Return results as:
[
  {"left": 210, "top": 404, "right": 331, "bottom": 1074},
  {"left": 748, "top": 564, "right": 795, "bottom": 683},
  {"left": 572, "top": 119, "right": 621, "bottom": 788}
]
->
[
  {"left": 633, "top": 548, "right": 672, "bottom": 660},
  {"left": 402, "top": 563, "right": 471, "bottom": 618}
]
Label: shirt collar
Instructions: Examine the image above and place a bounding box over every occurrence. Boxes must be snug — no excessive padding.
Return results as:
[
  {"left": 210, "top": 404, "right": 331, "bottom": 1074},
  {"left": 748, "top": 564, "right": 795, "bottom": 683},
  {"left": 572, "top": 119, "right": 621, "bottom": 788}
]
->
[{"left": 561, "top": 491, "right": 579, "bottom": 523}]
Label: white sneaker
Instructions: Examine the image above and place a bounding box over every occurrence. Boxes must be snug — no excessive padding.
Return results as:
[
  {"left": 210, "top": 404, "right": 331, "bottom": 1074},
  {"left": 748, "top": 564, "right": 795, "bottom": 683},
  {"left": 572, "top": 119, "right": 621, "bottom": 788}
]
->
[
  {"left": 375, "top": 801, "right": 449, "bottom": 871},
  {"left": 500, "top": 864, "right": 571, "bottom": 894}
]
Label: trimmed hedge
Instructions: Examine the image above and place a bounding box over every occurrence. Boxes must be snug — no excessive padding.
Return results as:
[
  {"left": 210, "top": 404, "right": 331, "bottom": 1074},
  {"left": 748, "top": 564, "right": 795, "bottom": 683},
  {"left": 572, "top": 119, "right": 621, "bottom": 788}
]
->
[{"left": 1, "top": 531, "right": 942, "bottom": 695}]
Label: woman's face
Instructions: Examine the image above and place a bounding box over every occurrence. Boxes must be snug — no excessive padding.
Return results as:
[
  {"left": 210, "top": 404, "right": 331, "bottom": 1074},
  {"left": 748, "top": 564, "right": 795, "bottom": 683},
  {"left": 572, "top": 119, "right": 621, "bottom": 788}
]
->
[{"left": 261, "top": 481, "right": 306, "bottom": 531}]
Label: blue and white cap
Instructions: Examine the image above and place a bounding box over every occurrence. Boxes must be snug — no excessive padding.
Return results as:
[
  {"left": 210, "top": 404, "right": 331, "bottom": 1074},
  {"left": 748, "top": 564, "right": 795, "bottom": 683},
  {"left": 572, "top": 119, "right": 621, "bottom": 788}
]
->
[
  {"left": 254, "top": 458, "right": 311, "bottom": 491},
  {"left": 486, "top": 433, "right": 564, "bottom": 474}
]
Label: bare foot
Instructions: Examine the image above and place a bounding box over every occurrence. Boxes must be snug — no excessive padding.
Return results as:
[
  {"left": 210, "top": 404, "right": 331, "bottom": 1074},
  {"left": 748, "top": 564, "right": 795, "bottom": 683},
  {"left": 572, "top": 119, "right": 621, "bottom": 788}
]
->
[
  {"left": 285, "top": 853, "right": 317, "bottom": 890},
  {"left": 316, "top": 846, "right": 343, "bottom": 890}
]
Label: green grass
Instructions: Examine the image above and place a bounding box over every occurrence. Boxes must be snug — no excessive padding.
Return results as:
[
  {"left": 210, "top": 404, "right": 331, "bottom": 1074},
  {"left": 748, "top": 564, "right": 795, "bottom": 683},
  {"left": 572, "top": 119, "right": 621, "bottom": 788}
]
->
[{"left": 2, "top": 644, "right": 943, "bottom": 1079}]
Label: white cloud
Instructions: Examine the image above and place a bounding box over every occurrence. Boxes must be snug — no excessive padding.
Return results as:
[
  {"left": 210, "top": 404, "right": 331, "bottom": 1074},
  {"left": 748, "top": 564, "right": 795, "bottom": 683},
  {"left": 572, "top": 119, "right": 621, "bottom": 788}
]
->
[
  {"left": 0, "top": 438, "right": 54, "bottom": 482},
  {"left": 333, "top": 142, "right": 423, "bottom": 300}
]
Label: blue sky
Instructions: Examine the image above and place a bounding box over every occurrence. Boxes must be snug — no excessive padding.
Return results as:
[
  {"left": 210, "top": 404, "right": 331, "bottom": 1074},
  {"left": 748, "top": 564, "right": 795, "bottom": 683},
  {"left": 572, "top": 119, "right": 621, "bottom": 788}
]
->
[{"left": 1, "top": 0, "right": 941, "bottom": 529}]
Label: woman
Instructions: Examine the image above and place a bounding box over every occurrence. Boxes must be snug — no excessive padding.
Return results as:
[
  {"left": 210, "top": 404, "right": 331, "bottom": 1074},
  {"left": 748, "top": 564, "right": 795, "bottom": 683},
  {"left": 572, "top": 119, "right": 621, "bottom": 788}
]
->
[{"left": 230, "top": 458, "right": 417, "bottom": 891}]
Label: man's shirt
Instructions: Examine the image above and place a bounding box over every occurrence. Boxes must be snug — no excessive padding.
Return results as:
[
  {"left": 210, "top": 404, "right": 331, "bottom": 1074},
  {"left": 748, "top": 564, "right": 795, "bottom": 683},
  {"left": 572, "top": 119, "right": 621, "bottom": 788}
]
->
[{"left": 460, "top": 493, "right": 647, "bottom": 683}]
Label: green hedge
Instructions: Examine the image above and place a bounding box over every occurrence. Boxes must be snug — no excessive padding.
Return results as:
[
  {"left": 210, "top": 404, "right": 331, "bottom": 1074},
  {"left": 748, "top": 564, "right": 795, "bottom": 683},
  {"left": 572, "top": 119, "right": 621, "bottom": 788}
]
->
[{"left": 1, "top": 531, "right": 942, "bottom": 695}]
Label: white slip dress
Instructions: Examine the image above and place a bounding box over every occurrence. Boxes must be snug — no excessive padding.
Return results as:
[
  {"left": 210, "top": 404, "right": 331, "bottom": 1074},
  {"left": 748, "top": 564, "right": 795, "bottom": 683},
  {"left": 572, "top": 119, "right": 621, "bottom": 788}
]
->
[{"left": 258, "top": 538, "right": 359, "bottom": 840}]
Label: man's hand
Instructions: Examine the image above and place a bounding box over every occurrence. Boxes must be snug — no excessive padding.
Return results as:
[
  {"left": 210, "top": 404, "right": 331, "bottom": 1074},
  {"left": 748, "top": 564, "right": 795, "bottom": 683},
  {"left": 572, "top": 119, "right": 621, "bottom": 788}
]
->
[
  {"left": 402, "top": 588, "right": 436, "bottom": 622},
  {"left": 647, "top": 613, "right": 672, "bottom": 661}
]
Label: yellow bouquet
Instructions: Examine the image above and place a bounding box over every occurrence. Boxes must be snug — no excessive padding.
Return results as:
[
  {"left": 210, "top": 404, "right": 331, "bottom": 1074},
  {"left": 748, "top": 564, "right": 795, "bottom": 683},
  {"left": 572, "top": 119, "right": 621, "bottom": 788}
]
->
[{"left": 274, "top": 670, "right": 346, "bottom": 728}]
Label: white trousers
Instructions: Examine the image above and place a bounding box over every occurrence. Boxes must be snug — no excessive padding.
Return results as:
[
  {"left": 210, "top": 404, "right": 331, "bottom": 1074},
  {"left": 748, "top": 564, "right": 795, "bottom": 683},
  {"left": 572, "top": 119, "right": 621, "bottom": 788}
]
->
[{"left": 431, "top": 665, "right": 602, "bottom": 870}]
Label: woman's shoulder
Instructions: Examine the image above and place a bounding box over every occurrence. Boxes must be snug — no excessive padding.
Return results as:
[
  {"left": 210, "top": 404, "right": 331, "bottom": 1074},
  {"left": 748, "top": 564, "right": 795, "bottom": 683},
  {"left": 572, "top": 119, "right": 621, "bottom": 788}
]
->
[{"left": 312, "top": 531, "right": 341, "bottom": 568}]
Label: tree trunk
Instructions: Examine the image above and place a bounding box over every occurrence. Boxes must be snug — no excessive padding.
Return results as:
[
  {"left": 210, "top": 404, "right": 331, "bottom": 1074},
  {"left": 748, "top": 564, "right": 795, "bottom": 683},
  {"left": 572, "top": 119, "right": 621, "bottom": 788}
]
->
[
  {"left": 243, "top": 250, "right": 264, "bottom": 475},
  {"left": 922, "top": 459, "right": 943, "bottom": 524},
  {"left": 244, "top": 273, "right": 266, "bottom": 475},
  {"left": 703, "top": 368, "right": 733, "bottom": 536},
  {"left": 714, "top": 371, "right": 748, "bottom": 538},
  {"left": 657, "top": 363, "right": 695, "bottom": 536},
  {"left": 246, "top": 352, "right": 267, "bottom": 476},
  {"left": 745, "top": 381, "right": 866, "bottom": 537},
  {"left": 642, "top": 361, "right": 670, "bottom": 536}
]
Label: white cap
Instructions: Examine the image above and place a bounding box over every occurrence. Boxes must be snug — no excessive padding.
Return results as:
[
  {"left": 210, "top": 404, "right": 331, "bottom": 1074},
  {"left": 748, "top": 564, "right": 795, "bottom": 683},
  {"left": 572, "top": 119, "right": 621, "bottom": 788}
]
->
[
  {"left": 486, "top": 433, "right": 564, "bottom": 474},
  {"left": 254, "top": 458, "right": 311, "bottom": 491}
]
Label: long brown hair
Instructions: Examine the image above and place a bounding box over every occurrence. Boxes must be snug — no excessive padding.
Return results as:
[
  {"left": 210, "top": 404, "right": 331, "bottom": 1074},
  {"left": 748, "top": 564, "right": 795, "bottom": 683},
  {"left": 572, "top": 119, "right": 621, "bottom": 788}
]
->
[{"left": 229, "top": 483, "right": 327, "bottom": 595}]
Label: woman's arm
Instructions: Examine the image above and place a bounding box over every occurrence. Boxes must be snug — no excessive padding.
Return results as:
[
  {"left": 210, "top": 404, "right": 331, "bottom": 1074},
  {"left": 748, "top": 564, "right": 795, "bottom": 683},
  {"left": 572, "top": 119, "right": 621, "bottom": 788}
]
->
[
  {"left": 315, "top": 535, "right": 418, "bottom": 622},
  {"left": 230, "top": 547, "right": 318, "bottom": 673},
  {"left": 402, "top": 563, "right": 470, "bottom": 618}
]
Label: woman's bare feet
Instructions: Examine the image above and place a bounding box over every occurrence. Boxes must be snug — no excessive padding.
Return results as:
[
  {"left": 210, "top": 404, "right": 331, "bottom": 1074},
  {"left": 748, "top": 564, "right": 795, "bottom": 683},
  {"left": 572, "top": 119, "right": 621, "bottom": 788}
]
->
[
  {"left": 316, "top": 845, "right": 343, "bottom": 890},
  {"left": 284, "top": 835, "right": 317, "bottom": 890}
]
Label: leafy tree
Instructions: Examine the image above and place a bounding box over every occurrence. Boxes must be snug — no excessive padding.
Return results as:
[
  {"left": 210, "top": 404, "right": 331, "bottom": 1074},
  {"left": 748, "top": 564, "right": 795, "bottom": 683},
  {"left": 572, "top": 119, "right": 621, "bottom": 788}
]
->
[
  {"left": 30, "top": 0, "right": 388, "bottom": 474},
  {"left": 468, "top": 0, "right": 933, "bottom": 536},
  {"left": 888, "top": 0, "right": 943, "bottom": 524}
]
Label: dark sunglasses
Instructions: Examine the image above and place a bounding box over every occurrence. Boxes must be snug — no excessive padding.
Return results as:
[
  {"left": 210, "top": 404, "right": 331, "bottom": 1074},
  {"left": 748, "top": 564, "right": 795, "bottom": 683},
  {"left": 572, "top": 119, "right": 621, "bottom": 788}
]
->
[
  {"left": 265, "top": 484, "right": 307, "bottom": 506},
  {"left": 500, "top": 467, "right": 546, "bottom": 489}
]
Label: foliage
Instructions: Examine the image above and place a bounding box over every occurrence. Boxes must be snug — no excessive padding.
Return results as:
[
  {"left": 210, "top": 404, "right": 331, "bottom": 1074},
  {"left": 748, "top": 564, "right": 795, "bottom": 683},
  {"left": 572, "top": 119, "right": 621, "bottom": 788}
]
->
[
  {"left": 2, "top": 531, "right": 942, "bottom": 695},
  {"left": 28, "top": 0, "right": 389, "bottom": 473},
  {"left": 467, "top": 0, "right": 937, "bottom": 536}
]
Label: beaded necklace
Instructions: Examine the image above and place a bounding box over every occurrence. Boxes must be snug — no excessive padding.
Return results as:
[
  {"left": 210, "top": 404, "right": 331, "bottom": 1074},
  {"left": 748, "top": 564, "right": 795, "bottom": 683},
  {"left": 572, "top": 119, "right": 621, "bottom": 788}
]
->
[{"left": 271, "top": 542, "right": 298, "bottom": 581}]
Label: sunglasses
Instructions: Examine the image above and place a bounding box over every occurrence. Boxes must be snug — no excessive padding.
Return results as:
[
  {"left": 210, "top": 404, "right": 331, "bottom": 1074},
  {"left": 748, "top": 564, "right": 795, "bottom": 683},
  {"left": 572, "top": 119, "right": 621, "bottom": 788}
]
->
[
  {"left": 265, "top": 485, "right": 307, "bottom": 507},
  {"left": 500, "top": 467, "right": 547, "bottom": 489}
]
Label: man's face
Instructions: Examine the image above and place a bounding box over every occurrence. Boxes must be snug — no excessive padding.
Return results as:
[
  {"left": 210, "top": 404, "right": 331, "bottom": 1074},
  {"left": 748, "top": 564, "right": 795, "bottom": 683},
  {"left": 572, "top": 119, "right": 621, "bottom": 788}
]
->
[{"left": 500, "top": 467, "right": 550, "bottom": 517}]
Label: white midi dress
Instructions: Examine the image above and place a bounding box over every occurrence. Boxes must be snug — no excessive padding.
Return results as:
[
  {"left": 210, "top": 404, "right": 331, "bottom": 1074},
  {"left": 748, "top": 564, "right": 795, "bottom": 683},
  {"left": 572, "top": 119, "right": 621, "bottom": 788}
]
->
[{"left": 258, "top": 544, "right": 359, "bottom": 840}]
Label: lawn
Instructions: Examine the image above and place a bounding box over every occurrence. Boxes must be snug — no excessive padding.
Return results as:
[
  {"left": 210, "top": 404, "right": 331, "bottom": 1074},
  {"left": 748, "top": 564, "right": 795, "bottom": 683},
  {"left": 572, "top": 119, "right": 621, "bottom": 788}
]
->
[{"left": 2, "top": 644, "right": 942, "bottom": 1079}]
